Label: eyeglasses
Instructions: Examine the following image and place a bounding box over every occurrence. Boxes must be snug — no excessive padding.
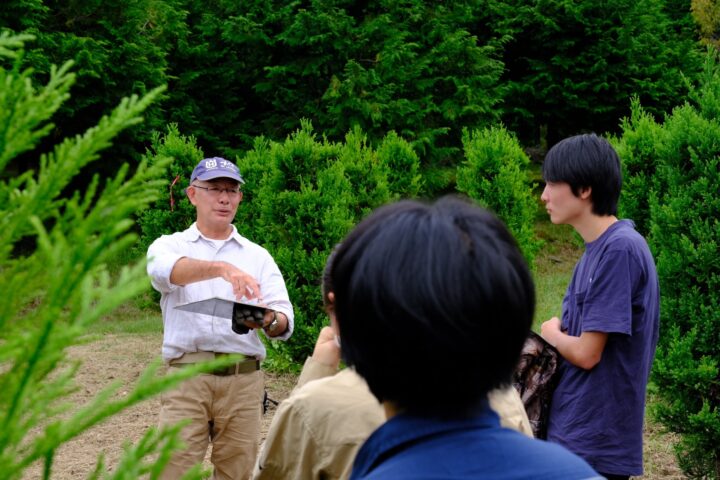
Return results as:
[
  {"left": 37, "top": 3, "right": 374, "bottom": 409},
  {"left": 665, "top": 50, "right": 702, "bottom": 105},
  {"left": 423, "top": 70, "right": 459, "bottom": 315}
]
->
[{"left": 191, "top": 184, "right": 242, "bottom": 198}]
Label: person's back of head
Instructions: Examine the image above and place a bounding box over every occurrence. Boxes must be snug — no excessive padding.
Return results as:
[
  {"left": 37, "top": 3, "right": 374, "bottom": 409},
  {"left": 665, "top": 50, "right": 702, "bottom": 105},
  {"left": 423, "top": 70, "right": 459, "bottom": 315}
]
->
[
  {"left": 330, "top": 195, "right": 534, "bottom": 417},
  {"left": 542, "top": 133, "right": 622, "bottom": 216}
]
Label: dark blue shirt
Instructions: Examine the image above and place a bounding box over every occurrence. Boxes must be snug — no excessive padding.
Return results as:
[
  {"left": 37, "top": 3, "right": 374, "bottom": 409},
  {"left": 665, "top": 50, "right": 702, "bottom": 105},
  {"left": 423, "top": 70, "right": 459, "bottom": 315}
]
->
[
  {"left": 548, "top": 220, "right": 660, "bottom": 476},
  {"left": 350, "top": 402, "right": 601, "bottom": 479}
]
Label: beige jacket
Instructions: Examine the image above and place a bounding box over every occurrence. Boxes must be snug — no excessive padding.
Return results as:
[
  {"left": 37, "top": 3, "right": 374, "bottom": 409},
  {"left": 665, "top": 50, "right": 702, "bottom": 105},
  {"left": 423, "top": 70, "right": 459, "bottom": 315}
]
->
[{"left": 253, "top": 358, "right": 533, "bottom": 480}]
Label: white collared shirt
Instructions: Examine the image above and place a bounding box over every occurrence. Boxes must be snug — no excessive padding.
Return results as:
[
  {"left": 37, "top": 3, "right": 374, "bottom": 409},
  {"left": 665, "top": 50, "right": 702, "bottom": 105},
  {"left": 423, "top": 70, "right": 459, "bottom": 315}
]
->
[{"left": 147, "top": 223, "right": 294, "bottom": 362}]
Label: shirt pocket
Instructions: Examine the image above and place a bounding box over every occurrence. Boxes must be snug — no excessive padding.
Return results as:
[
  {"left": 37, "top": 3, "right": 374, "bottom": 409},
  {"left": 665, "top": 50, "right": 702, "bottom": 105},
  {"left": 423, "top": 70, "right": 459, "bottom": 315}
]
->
[{"left": 566, "top": 290, "right": 587, "bottom": 336}]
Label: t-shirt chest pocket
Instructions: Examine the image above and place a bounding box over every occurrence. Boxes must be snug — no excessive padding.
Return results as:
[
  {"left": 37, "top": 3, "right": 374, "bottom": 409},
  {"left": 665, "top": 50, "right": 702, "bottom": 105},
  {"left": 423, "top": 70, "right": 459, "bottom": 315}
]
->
[
  {"left": 568, "top": 290, "right": 588, "bottom": 336},
  {"left": 568, "top": 256, "right": 601, "bottom": 335}
]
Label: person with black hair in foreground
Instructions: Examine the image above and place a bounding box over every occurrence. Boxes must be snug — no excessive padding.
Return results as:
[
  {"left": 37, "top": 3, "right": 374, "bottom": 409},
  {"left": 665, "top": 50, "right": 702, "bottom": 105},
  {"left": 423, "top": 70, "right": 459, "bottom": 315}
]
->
[
  {"left": 540, "top": 134, "right": 659, "bottom": 480},
  {"left": 253, "top": 247, "right": 533, "bottom": 480},
  {"left": 329, "top": 195, "right": 601, "bottom": 480}
]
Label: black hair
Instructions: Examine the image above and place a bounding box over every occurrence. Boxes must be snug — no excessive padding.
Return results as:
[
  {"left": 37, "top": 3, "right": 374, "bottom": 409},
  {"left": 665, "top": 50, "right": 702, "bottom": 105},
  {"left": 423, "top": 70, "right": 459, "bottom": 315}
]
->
[
  {"left": 330, "top": 195, "right": 535, "bottom": 416},
  {"left": 321, "top": 246, "right": 339, "bottom": 309},
  {"left": 542, "top": 133, "right": 622, "bottom": 216}
]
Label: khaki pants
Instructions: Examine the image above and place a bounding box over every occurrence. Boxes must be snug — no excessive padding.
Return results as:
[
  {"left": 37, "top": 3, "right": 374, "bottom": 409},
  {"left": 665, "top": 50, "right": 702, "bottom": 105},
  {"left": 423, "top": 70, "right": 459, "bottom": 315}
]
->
[{"left": 159, "top": 367, "right": 264, "bottom": 480}]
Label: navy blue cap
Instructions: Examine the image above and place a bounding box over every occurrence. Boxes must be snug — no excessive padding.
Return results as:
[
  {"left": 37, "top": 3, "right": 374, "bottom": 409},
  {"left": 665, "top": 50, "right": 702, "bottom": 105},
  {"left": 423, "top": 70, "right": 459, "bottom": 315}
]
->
[{"left": 190, "top": 157, "right": 245, "bottom": 184}]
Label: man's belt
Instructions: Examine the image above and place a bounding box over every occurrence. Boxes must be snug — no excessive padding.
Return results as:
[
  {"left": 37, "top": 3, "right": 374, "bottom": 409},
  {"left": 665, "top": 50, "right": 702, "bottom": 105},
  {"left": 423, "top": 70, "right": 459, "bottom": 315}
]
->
[{"left": 169, "top": 351, "right": 260, "bottom": 376}]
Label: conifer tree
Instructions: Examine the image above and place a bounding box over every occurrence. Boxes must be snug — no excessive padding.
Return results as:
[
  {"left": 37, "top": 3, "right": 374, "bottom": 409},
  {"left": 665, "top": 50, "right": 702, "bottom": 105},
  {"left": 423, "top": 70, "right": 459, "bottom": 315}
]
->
[
  {"left": 494, "top": 0, "right": 701, "bottom": 145},
  {"left": 456, "top": 126, "right": 540, "bottom": 265}
]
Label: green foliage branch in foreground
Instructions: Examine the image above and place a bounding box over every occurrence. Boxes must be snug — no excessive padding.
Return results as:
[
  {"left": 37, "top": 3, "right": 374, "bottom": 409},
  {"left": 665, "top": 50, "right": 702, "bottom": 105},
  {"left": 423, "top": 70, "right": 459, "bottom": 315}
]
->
[
  {"left": 616, "top": 49, "right": 720, "bottom": 479},
  {"left": 0, "top": 33, "right": 239, "bottom": 480}
]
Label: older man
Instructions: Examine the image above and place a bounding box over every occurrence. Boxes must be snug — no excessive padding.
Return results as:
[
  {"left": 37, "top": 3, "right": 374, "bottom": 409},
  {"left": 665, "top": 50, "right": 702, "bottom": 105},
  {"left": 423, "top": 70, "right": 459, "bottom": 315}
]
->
[{"left": 147, "top": 157, "right": 293, "bottom": 479}]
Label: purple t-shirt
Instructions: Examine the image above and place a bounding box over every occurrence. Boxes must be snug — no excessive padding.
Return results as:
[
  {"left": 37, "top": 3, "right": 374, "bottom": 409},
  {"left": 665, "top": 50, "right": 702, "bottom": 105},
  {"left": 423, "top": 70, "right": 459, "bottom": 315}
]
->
[{"left": 547, "top": 220, "right": 659, "bottom": 476}]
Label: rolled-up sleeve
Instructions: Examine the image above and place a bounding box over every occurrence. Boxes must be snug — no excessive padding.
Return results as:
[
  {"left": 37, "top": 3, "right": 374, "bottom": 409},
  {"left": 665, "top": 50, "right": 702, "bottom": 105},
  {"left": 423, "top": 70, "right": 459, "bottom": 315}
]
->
[{"left": 147, "top": 236, "right": 185, "bottom": 294}]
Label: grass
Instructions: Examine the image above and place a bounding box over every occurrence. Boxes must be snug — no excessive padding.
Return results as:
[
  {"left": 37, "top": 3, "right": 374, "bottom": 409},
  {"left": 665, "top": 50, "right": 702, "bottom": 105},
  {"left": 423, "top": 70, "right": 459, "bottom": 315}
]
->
[
  {"left": 85, "top": 294, "right": 162, "bottom": 338},
  {"left": 642, "top": 393, "right": 686, "bottom": 479}
]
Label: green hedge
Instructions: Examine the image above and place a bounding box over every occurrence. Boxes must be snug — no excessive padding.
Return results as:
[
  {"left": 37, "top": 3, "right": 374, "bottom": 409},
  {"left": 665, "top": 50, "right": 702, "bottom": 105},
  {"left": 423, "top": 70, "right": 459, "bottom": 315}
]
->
[
  {"left": 235, "top": 122, "right": 422, "bottom": 368},
  {"left": 456, "top": 125, "right": 541, "bottom": 265},
  {"left": 136, "top": 123, "right": 205, "bottom": 255},
  {"left": 138, "top": 120, "right": 552, "bottom": 369}
]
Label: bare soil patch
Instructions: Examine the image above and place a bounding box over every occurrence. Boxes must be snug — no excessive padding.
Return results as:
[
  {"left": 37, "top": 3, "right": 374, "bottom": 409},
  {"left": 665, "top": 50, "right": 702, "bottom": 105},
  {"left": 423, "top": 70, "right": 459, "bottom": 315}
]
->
[
  {"left": 23, "top": 333, "right": 685, "bottom": 479},
  {"left": 22, "top": 333, "right": 294, "bottom": 479}
]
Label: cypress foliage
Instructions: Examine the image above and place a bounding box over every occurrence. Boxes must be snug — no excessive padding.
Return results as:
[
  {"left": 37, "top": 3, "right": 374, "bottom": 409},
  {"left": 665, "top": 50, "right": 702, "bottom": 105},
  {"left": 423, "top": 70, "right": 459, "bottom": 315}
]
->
[
  {"left": 1, "top": 0, "right": 180, "bottom": 183},
  {"left": 235, "top": 122, "right": 422, "bottom": 366},
  {"left": 160, "top": 0, "right": 503, "bottom": 193},
  {"left": 456, "top": 126, "right": 541, "bottom": 266},
  {"left": 3, "top": 0, "right": 703, "bottom": 194},
  {"left": 136, "top": 124, "right": 205, "bottom": 256},
  {"left": 494, "top": 0, "right": 702, "bottom": 145},
  {"left": 614, "top": 96, "right": 667, "bottom": 237},
  {"left": 0, "top": 34, "right": 210, "bottom": 479},
  {"left": 692, "top": 0, "right": 720, "bottom": 49}
]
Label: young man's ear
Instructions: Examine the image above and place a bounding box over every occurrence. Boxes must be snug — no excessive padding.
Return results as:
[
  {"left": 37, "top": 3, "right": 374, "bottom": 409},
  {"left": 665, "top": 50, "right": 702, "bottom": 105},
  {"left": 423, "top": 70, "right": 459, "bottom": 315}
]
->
[{"left": 579, "top": 186, "right": 592, "bottom": 200}]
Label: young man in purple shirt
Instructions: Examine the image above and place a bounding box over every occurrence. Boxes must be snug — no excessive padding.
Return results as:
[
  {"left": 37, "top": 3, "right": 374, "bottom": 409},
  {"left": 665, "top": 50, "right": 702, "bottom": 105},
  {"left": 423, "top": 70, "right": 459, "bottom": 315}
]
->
[{"left": 540, "top": 134, "right": 660, "bottom": 479}]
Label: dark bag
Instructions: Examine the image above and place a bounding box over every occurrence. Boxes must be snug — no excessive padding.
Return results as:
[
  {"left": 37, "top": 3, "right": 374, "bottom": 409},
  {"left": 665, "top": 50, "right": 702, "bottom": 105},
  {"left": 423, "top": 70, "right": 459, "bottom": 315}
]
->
[{"left": 512, "top": 331, "right": 561, "bottom": 439}]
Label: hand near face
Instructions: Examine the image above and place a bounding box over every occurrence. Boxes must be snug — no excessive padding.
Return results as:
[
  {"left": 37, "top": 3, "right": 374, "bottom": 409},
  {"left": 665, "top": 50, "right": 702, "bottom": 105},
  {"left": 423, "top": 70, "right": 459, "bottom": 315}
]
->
[{"left": 312, "top": 326, "right": 341, "bottom": 369}]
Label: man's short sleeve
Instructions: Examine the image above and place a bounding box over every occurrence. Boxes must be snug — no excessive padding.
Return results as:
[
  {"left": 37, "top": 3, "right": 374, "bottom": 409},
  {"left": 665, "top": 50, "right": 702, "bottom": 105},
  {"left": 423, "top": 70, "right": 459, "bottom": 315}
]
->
[{"left": 580, "top": 249, "right": 634, "bottom": 335}]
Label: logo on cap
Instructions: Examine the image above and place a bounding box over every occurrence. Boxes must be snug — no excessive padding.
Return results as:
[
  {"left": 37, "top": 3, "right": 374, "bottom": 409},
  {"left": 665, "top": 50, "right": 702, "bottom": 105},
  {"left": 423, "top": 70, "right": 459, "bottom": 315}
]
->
[{"left": 219, "top": 159, "right": 238, "bottom": 172}]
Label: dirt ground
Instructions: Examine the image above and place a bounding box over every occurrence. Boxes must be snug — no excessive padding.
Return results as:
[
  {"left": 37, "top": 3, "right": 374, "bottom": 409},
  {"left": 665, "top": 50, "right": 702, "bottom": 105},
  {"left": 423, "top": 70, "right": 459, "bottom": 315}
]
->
[
  {"left": 23, "top": 333, "right": 686, "bottom": 479},
  {"left": 22, "top": 333, "right": 296, "bottom": 479}
]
